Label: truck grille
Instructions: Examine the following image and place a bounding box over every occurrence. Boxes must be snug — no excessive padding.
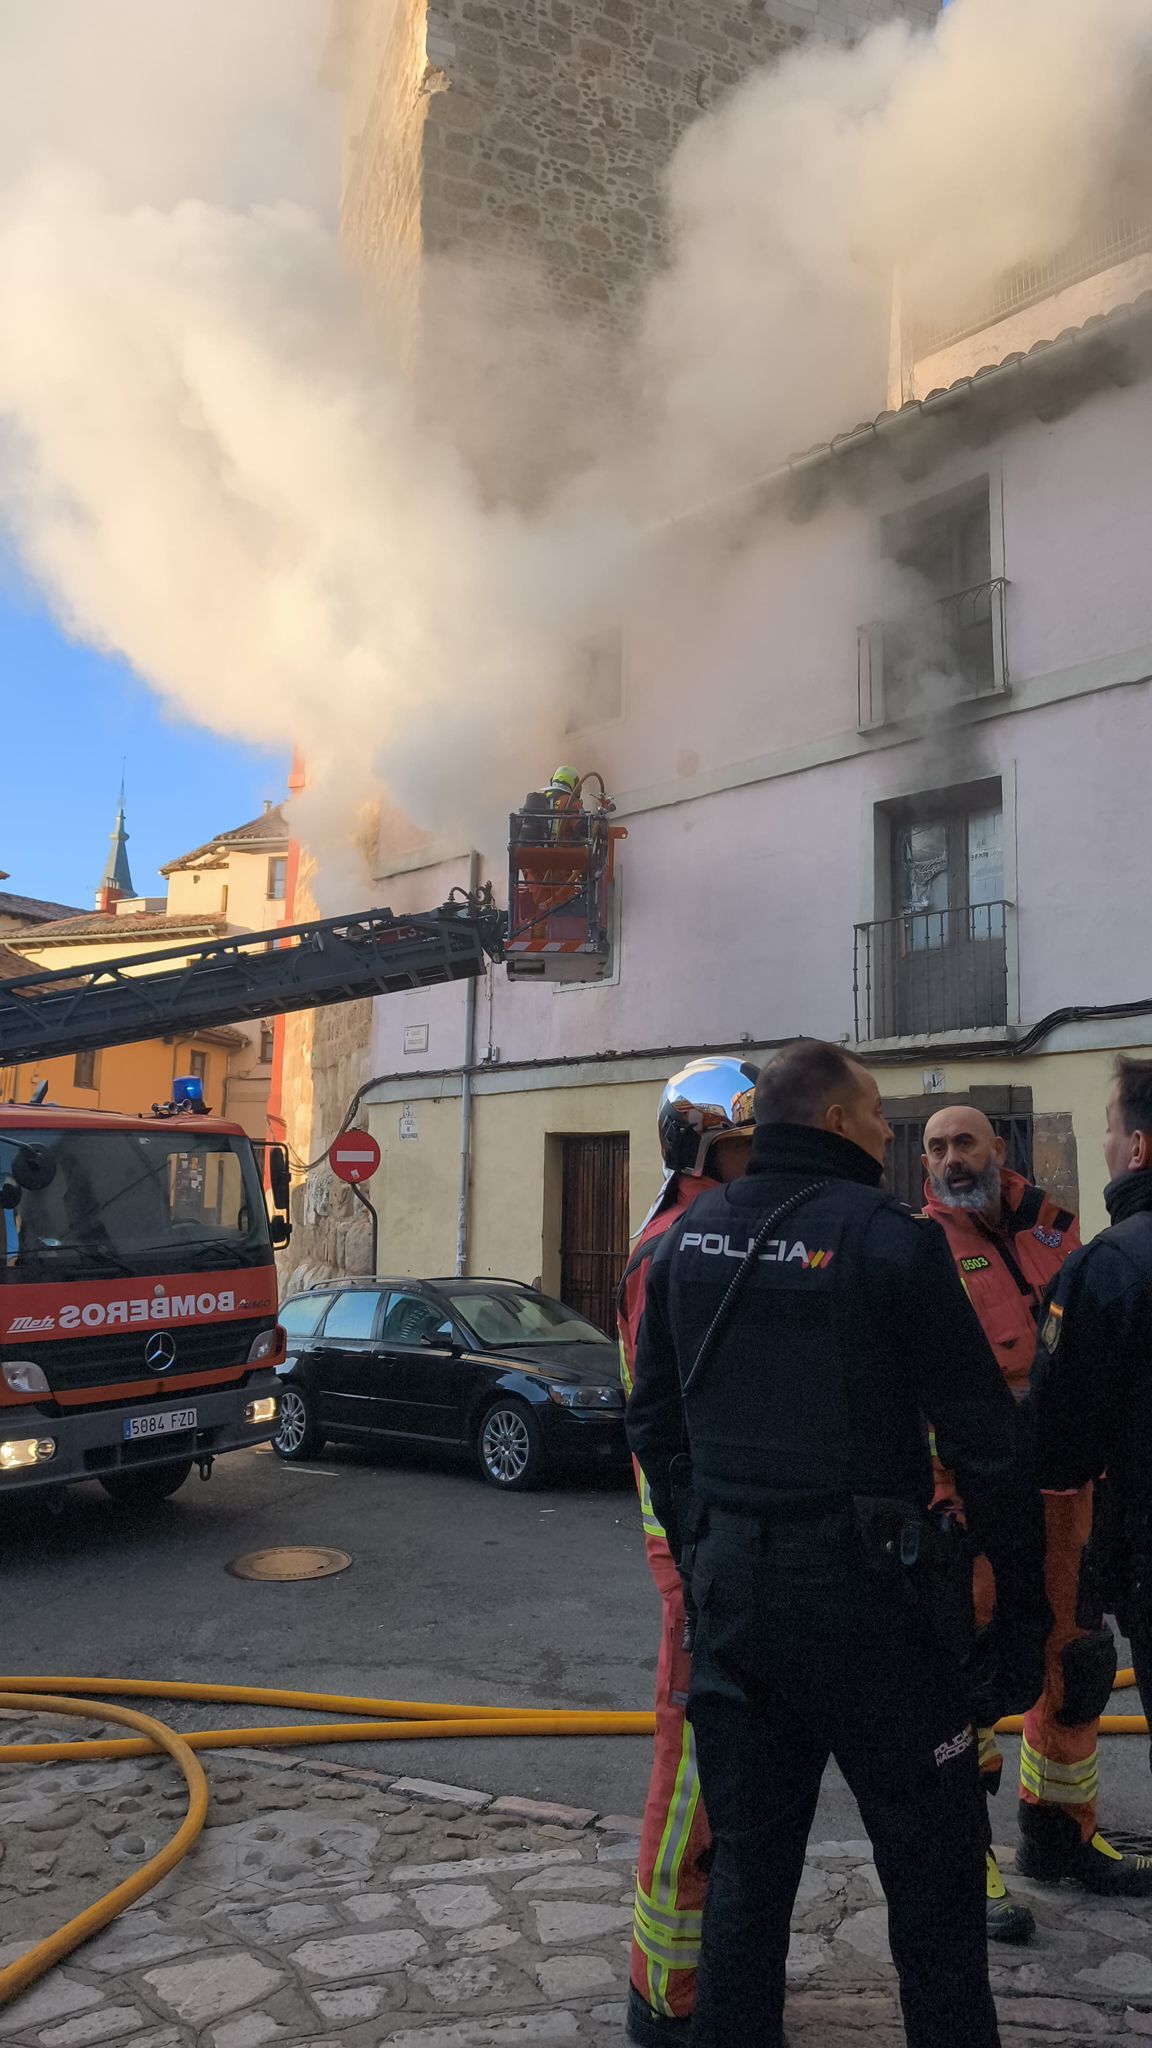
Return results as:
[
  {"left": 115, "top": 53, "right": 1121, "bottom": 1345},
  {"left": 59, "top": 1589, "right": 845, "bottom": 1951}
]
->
[{"left": 12, "top": 1318, "right": 270, "bottom": 1394}]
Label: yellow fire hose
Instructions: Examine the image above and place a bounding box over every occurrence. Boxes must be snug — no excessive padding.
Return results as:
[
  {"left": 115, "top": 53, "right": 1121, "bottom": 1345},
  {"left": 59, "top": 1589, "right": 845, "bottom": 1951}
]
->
[{"left": 0, "top": 1669, "right": 1146, "bottom": 2010}]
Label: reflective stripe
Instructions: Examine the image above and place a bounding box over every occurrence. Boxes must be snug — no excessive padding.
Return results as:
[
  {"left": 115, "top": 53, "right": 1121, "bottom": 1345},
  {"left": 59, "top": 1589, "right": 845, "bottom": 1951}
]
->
[
  {"left": 619, "top": 1338, "right": 667, "bottom": 1538},
  {"left": 978, "top": 1727, "right": 1001, "bottom": 1769},
  {"left": 638, "top": 1469, "right": 666, "bottom": 1541},
  {"left": 1020, "top": 1737, "right": 1099, "bottom": 1805},
  {"left": 636, "top": 1721, "right": 703, "bottom": 2012},
  {"left": 635, "top": 1883, "right": 704, "bottom": 1937}
]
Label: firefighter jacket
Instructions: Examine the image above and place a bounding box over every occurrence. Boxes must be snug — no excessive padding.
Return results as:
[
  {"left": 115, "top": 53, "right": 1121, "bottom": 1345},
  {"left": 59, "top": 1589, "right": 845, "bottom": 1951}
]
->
[
  {"left": 627, "top": 1121, "right": 1047, "bottom": 1625},
  {"left": 1031, "top": 1168, "right": 1152, "bottom": 1619},
  {"left": 618, "top": 1174, "right": 721, "bottom": 1554},
  {"left": 619, "top": 1176, "right": 721, "bottom": 1398},
  {"left": 924, "top": 1170, "right": 1079, "bottom": 1395}
]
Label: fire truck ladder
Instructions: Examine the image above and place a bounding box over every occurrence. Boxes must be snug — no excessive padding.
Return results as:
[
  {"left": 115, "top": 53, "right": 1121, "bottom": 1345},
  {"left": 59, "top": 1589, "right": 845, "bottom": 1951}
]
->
[{"left": 0, "top": 901, "right": 506, "bottom": 1068}]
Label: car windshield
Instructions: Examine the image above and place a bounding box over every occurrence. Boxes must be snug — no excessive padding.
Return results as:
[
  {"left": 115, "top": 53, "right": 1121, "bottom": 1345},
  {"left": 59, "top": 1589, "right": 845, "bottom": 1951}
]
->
[
  {"left": 445, "top": 1285, "right": 607, "bottom": 1348},
  {"left": 0, "top": 1127, "right": 271, "bottom": 1285}
]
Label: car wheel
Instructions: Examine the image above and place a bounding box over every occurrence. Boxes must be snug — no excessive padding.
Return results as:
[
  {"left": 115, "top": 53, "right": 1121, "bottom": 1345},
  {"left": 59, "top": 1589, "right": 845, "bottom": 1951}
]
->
[
  {"left": 100, "top": 1458, "right": 194, "bottom": 1507},
  {"left": 273, "top": 1382, "right": 324, "bottom": 1462},
  {"left": 476, "top": 1398, "right": 547, "bottom": 1490}
]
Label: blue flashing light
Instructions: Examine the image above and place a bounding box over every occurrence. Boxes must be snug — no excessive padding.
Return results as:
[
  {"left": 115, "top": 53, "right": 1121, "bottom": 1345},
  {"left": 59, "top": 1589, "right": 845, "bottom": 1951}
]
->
[{"left": 173, "top": 1075, "right": 205, "bottom": 1107}]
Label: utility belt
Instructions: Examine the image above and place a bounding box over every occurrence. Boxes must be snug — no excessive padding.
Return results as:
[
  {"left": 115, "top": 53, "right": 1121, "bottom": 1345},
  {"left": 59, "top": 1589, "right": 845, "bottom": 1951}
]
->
[{"left": 673, "top": 1461, "right": 973, "bottom": 1660}]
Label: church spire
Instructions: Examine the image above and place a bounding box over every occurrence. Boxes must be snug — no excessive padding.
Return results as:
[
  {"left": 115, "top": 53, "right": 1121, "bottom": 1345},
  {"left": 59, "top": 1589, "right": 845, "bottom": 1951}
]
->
[{"left": 96, "top": 773, "right": 135, "bottom": 907}]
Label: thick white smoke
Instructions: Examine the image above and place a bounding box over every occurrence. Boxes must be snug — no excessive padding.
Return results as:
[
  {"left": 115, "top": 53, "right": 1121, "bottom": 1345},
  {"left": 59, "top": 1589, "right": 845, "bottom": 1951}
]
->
[{"left": 0, "top": 0, "right": 1149, "bottom": 890}]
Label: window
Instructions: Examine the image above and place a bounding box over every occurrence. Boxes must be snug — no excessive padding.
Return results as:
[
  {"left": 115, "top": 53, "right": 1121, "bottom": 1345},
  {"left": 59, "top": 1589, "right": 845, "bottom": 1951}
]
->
[
  {"left": 381, "top": 1290, "right": 453, "bottom": 1347},
  {"left": 280, "top": 1293, "right": 333, "bottom": 1337},
  {"left": 854, "top": 785, "right": 1010, "bottom": 1040},
  {"left": 267, "top": 857, "right": 287, "bottom": 902},
  {"left": 259, "top": 1023, "right": 276, "bottom": 1066},
  {"left": 220, "top": 885, "right": 229, "bottom": 916},
  {"left": 447, "top": 1284, "right": 606, "bottom": 1349},
  {"left": 859, "top": 479, "right": 1006, "bottom": 726},
  {"left": 883, "top": 481, "right": 990, "bottom": 598},
  {"left": 1, "top": 1128, "right": 266, "bottom": 1283},
  {"left": 73, "top": 1049, "right": 97, "bottom": 1091},
  {"left": 321, "top": 1289, "right": 384, "bottom": 1340},
  {"left": 187, "top": 1050, "right": 207, "bottom": 1081},
  {"left": 895, "top": 806, "right": 1005, "bottom": 951}
]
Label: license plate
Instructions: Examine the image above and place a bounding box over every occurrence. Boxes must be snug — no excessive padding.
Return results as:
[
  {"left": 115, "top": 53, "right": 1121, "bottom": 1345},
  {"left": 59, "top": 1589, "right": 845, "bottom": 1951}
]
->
[{"left": 123, "top": 1408, "right": 197, "bottom": 1442}]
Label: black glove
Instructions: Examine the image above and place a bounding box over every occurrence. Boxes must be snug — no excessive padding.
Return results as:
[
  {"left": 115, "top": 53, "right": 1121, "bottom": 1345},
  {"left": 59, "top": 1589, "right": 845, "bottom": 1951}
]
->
[{"left": 965, "top": 1616, "right": 1049, "bottom": 1726}]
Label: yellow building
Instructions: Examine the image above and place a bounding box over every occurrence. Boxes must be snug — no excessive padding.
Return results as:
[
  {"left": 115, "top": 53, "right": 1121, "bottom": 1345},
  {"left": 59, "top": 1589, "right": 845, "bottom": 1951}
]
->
[{"left": 0, "top": 801, "right": 289, "bottom": 1134}]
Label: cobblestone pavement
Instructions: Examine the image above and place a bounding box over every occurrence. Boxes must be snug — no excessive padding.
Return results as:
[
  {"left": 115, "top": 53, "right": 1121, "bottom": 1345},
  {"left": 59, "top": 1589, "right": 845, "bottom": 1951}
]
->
[{"left": 3, "top": 1722, "right": 1152, "bottom": 2046}]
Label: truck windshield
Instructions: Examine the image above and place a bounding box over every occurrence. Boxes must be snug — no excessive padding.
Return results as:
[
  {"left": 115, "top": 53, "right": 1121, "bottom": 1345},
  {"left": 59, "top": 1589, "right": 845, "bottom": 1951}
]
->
[{"left": 0, "top": 1128, "right": 271, "bottom": 1284}]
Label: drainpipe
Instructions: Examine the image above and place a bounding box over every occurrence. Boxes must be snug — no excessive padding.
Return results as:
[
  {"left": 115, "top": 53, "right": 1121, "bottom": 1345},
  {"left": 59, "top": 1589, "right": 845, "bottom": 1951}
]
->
[{"left": 455, "top": 849, "right": 479, "bottom": 1277}]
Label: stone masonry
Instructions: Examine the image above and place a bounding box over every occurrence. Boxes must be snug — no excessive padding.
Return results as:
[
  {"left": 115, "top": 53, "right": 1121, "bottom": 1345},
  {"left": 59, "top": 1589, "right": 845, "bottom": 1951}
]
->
[
  {"left": 5, "top": 1721, "right": 1152, "bottom": 2047},
  {"left": 344, "top": 0, "right": 942, "bottom": 326}
]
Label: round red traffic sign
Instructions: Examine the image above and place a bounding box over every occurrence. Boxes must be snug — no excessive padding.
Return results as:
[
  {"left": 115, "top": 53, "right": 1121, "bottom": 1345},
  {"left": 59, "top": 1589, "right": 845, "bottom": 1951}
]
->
[{"left": 329, "top": 1131, "right": 381, "bottom": 1185}]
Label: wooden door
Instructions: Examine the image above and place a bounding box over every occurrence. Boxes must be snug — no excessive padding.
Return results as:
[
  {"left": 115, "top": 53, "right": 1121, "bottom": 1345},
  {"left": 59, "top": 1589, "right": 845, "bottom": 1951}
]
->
[{"left": 559, "top": 1134, "right": 630, "bottom": 1335}]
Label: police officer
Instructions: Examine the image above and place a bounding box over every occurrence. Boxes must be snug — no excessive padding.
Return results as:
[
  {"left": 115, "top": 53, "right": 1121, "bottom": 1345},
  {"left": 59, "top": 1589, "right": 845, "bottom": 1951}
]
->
[
  {"left": 1031, "top": 1055, "right": 1152, "bottom": 1880},
  {"left": 627, "top": 1039, "right": 1050, "bottom": 2048}
]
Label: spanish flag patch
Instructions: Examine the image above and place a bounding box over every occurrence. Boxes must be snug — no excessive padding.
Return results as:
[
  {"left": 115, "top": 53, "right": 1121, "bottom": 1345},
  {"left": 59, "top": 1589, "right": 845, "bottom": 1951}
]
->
[{"left": 1041, "top": 1303, "right": 1064, "bottom": 1354}]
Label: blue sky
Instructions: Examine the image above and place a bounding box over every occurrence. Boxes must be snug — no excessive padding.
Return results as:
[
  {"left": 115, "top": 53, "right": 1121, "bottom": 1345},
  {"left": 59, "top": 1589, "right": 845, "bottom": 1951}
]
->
[{"left": 1, "top": 579, "right": 286, "bottom": 912}]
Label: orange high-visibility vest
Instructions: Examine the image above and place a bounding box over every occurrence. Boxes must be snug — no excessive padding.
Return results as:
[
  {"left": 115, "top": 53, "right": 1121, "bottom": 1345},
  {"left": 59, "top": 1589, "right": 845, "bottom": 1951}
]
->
[{"left": 924, "top": 1169, "right": 1079, "bottom": 1395}]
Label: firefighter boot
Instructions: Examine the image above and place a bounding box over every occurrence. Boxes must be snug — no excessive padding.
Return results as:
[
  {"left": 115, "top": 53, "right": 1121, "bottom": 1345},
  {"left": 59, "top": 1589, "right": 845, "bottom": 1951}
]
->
[
  {"left": 1017, "top": 1804, "right": 1152, "bottom": 1895},
  {"left": 984, "top": 1850, "right": 1035, "bottom": 1944},
  {"left": 625, "top": 1987, "right": 692, "bottom": 2048},
  {"left": 625, "top": 1985, "right": 790, "bottom": 2047}
]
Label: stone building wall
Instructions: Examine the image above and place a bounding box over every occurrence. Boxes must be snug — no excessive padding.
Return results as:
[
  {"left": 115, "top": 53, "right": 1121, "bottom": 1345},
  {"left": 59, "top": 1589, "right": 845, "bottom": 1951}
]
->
[{"left": 344, "top": 0, "right": 941, "bottom": 327}]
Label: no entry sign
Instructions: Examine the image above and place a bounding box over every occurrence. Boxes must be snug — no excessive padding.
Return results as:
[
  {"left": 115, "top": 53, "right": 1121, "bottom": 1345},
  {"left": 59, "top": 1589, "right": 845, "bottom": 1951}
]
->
[{"left": 329, "top": 1131, "right": 381, "bottom": 1185}]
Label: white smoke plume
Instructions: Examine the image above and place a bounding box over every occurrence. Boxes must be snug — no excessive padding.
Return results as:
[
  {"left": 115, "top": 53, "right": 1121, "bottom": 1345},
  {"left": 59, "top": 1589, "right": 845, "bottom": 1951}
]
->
[{"left": 0, "top": 0, "right": 1149, "bottom": 894}]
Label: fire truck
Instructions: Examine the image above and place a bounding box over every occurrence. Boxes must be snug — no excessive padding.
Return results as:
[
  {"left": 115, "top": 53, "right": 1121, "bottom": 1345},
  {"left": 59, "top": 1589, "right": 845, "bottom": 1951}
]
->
[{"left": 0, "top": 786, "right": 622, "bottom": 1507}]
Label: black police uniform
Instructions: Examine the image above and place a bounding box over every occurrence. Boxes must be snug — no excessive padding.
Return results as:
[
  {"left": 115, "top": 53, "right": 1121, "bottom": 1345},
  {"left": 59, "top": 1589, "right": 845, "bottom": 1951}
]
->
[
  {"left": 627, "top": 1122, "right": 1049, "bottom": 2048},
  {"left": 1032, "top": 1167, "right": 1152, "bottom": 1793}
]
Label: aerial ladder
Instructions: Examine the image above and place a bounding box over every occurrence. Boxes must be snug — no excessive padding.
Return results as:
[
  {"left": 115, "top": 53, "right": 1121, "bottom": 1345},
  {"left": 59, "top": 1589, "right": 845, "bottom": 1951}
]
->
[{"left": 0, "top": 780, "right": 624, "bottom": 1067}]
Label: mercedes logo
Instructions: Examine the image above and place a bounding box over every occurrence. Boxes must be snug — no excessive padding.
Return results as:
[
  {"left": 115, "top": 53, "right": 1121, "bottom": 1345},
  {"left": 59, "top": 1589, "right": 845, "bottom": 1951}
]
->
[{"left": 145, "top": 1331, "right": 177, "bottom": 1373}]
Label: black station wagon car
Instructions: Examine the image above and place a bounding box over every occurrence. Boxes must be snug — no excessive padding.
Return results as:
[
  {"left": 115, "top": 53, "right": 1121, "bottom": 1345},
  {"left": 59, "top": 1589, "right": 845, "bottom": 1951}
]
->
[{"left": 272, "top": 1276, "right": 629, "bottom": 1490}]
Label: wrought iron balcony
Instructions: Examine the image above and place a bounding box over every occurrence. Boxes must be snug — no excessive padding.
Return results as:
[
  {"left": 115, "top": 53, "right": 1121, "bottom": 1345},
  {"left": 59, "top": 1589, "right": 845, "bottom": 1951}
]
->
[
  {"left": 858, "top": 577, "right": 1008, "bottom": 730},
  {"left": 853, "top": 901, "right": 1012, "bottom": 1042}
]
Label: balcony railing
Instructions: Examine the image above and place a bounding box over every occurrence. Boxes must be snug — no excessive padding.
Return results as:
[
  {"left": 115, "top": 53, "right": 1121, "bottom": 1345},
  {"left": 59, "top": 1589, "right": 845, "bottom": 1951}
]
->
[
  {"left": 858, "top": 577, "right": 1008, "bottom": 730},
  {"left": 907, "top": 215, "right": 1152, "bottom": 359},
  {"left": 854, "top": 902, "right": 1012, "bottom": 1042}
]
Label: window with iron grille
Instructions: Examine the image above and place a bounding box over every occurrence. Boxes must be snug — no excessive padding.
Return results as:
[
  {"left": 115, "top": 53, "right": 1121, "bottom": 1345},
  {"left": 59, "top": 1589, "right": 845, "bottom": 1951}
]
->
[
  {"left": 859, "top": 479, "right": 1007, "bottom": 728},
  {"left": 855, "top": 783, "right": 1010, "bottom": 1042}
]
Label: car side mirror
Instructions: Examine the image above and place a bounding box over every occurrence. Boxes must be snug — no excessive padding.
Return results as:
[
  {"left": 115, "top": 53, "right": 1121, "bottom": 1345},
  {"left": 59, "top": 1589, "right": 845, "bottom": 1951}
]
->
[
  {"left": 0, "top": 1179, "right": 19, "bottom": 1211},
  {"left": 420, "top": 1327, "right": 459, "bottom": 1350},
  {"left": 269, "top": 1215, "right": 292, "bottom": 1248}
]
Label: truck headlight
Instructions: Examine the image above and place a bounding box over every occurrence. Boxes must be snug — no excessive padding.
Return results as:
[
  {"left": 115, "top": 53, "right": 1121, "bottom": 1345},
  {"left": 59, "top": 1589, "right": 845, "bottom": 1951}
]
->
[
  {"left": 546, "top": 1384, "right": 624, "bottom": 1410},
  {"left": 0, "top": 1436, "right": 56, "bottom": 1469},
  {"left": 2, "top": 1360, "right": 50, "bottom": 1395},
  {"left": 247, "top": 1327, "right": 284, "bottom": 1364},
  {"left": 244, "top": 1396, "right": 279, "bottom": 1424}
]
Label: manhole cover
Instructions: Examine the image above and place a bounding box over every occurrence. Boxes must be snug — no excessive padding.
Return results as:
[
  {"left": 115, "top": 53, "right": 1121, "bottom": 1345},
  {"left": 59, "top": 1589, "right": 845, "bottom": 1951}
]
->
[{"left": 226, "top": 1546, "right": 353, "bottom": 1582}]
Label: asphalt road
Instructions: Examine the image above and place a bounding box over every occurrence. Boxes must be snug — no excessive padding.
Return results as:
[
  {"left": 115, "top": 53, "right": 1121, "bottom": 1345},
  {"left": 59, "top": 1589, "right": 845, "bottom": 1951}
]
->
[{"left": 2, "top": 1441, "right": 1151, "bottom": 1857}]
